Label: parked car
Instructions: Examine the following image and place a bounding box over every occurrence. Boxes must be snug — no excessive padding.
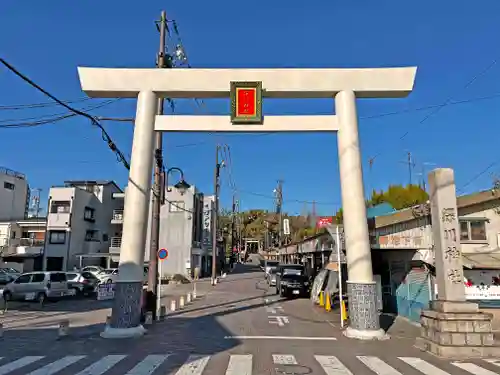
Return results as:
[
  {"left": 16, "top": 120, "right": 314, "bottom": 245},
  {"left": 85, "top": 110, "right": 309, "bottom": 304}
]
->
[
  {"left": 275, "top": 264, "right": 305, "bottom": 294},
  {"left": 96, "top": 268, "right": 118, "bottom": 284},
  {"left": 278, "top": 273, "right": 310, "bottom": 298},
  {"left": 267, "top": 269, "right": 277, "bottom": 286},
  {"left": 3, "top": 272, "right": 73, "bottom": 304},
  {"left": 81, "top": 266, "right": 104, "bottom": 276},
  {"left": 66, "top": 271, "right": 99, "bottom": 296},
  {"left": 264, "top": 260, "right": 279, "bottom": 276},
  {"left": 0, "top": 268, "right": 19, "bottom": 284}
]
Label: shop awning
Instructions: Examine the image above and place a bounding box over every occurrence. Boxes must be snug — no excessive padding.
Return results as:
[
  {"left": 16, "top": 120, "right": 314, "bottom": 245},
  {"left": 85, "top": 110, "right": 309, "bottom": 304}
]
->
[{"left": 462, "top": 253, "right": 500, "bottom": 270}]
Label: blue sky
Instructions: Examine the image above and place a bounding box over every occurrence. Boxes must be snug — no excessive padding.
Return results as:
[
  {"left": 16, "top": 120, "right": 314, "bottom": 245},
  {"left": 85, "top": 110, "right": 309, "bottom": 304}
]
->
[{"left": 2, "top": 0, "right": 500, "bottom": 216}]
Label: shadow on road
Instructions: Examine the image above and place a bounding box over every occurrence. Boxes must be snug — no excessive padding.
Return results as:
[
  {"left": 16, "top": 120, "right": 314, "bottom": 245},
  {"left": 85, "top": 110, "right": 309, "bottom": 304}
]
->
[{"left": 0, "top": 314, "right": 241, "bottom": 359}]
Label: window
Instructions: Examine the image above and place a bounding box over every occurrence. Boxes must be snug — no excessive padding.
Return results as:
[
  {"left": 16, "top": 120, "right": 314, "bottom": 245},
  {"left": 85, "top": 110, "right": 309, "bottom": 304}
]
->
[
  {"left": 82, "top": 272, "right": 97, "bottom": 280},
  {"left": 49, "top": 272, "right": 67, "bottom": 282},
  {"left": 50, "top": 201, "right": 71, "bottom": 214},
  {"left": 3, "top": 182, "right": 14, "bottom": 190},
  {"left": 49, "top": 230, "right": 66, "bottom": 244},
  {"left": 169, "top": 201, "right": 185, "bottom": 213},
  {"left": 85, "top": 230, "right": 99, "bottom": 242},
  {"left": 84, "top": 207, "right": 95, "bottom": 222},
  {"left": 31, "top": 273, "right": 45, "bottom": 283},
  {"left": 460, "top": 220, "right": 487, "bottom": 242},
  {"left": 14, "top": 274, "right": 31, "bottom": 284},
  {"left": 102, "top": 233, "right": 109, "bottom": 242}
]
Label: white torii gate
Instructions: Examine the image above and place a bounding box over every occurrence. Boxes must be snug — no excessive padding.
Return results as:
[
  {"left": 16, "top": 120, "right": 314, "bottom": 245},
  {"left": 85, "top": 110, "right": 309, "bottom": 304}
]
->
[{"left": 78, "top": 66, "right": 416, "bottom": 339}]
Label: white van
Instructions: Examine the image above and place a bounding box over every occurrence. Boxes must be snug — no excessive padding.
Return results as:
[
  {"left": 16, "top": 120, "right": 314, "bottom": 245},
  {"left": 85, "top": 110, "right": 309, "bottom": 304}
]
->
[{"left": 3, "top": 271, "right": 72, "bottom": 304}]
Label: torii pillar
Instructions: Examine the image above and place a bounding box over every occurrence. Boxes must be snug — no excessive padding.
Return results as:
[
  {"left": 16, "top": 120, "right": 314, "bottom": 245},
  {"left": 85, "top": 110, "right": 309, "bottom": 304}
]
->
[{"left": 78, "top": 66, "right": 416, "bottom": 339}]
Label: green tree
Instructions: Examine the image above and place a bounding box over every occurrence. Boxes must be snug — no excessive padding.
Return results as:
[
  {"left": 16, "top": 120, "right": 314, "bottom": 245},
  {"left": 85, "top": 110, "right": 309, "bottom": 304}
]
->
[{"left": 333, "top": 184, "right": 428, "bottom": 223}]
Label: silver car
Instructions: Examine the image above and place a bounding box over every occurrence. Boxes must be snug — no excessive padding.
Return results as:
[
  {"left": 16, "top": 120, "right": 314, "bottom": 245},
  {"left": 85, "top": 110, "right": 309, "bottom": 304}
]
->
[
  {"left": 267, "top": 269, "right": 277, "bottom": 286},
  {"left": 3, "top": 271, "right": 72, "bottom": 304}
]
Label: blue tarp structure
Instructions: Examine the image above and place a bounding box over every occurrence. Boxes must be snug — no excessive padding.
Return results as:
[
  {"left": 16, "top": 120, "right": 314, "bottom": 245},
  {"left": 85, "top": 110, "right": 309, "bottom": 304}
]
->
[{"left": 366, "top": 203, "right": 395, "bottom": 218}]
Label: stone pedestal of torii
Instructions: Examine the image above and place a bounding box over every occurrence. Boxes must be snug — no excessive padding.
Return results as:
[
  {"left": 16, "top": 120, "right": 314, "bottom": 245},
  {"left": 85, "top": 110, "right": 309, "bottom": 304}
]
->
[{"left": 77, "top": 66, "right": 417, "bottom": 340}]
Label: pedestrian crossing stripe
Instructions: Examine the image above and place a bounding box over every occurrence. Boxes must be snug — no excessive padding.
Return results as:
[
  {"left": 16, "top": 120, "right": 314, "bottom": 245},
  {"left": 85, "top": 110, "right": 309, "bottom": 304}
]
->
[{"left": 0, "top": 354, "right": 498, "bottom": 374}]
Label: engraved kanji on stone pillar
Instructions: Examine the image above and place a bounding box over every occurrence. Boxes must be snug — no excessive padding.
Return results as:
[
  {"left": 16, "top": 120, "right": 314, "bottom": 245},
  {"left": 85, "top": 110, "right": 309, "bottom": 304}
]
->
[{"left": 428, "top": 168, "right": 465, "bottom": 301}]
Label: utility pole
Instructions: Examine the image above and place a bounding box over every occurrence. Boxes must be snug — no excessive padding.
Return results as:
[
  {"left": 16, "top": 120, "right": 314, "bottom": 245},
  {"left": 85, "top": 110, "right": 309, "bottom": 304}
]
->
[
  {"left": 146, "top": 10, "right": 167, "bottom": 318},
  {"left": 230, "top": 193, "right": 236, "bottom": 266},
  {"left": 399, "top": 151, "right": 415, "bottom": 186},
  {"left": 275, "top": 180, "right": 283, "bottom": 247},
  {"left": 212, "top": 145, "right": 222, "bottom": 285}
]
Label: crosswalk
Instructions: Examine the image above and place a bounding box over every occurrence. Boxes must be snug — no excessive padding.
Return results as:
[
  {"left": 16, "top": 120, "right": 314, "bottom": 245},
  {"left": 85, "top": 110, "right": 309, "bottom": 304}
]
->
[{"left": 0, "top": 353, "right": 498, "bottom": 374}]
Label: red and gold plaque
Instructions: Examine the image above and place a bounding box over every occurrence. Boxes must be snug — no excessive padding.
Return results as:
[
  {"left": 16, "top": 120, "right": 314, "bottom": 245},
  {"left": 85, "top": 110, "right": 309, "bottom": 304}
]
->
[{"left": 230, "top": 81, "right": 263, "bottom": 124}]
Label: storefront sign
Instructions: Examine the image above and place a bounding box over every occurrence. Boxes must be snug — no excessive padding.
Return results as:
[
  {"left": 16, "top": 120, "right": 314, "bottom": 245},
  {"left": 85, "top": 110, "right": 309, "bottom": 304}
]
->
[{"left": 97, "top": 283, "right": 115, "bottom": 300}]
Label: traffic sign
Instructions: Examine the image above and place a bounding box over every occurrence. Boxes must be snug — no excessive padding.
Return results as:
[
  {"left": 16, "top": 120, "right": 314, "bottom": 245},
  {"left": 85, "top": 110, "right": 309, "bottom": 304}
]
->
[{"left": 158, "top": 248, "right": 168, "bottom": 260}]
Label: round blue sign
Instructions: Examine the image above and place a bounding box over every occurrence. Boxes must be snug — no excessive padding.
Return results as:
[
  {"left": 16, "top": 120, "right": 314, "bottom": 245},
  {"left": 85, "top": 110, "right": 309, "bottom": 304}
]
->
[{"left": 158, "top": 248, "right": 168, "bottom": 260}]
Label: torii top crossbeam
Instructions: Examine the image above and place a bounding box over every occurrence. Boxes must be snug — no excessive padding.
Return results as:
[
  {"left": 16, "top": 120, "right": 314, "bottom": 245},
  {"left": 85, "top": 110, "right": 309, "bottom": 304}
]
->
[{"left": 77, "top": 67, "right": 417, "bottom": 99}]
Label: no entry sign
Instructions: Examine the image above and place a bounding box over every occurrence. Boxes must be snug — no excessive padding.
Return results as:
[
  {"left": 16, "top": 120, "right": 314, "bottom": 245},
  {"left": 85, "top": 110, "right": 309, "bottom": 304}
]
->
[{"left": 158, "top": 248, "right": 168, "bottom": 260}]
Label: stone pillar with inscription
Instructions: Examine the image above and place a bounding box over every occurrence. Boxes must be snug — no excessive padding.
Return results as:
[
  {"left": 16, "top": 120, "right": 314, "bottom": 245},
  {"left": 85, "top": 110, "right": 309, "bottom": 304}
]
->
[{"left": 416, "top": 168, "right": 500, "bottom": 358}]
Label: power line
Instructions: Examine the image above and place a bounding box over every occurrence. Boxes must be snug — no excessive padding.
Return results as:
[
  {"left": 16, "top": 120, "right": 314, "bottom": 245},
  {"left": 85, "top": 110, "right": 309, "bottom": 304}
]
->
[
  {"left": 164, "top": 91, "right": 500, "bottom": 150},
  {"left": 368, "top": 59, "right": 498, "bottom": 165},
  {"left": 0, "top": 58, "right": 130, "bottom": 169},
  {"left": 0, "top": 97, "right": 92, "bottom": 110},
  {"left": 0, "top": 99, "right": 120, "bottom": 128}
]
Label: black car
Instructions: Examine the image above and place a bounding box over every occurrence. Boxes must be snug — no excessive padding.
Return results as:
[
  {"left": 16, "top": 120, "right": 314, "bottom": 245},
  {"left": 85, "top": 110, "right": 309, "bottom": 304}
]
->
[
  {"left": 275, "top": 264, "right": 305, "bottom": 293},
  {"left": 278, "top": 273, "right": 310, "bottom": 298}
]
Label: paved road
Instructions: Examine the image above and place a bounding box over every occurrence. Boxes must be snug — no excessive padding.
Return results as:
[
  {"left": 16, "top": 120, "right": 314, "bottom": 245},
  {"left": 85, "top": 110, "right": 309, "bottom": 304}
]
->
[{"left": 0, "top": 264, "right": 498, "bottom": 374}]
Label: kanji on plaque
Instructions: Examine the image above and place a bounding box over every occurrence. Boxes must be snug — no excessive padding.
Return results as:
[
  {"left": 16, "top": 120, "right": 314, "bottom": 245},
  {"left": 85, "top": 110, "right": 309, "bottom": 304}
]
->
[
  {"left": 230, "top": 81, "right": 263, "bottom": 124},
  {"left": 236, "top": 88, "right": 256, "bottom": 116}
]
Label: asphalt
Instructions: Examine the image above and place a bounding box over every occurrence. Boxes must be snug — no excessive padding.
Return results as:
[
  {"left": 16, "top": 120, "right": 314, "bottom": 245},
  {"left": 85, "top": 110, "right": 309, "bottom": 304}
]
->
[{"left": 0, "top": 263, "right": 497, "bottom": 374}]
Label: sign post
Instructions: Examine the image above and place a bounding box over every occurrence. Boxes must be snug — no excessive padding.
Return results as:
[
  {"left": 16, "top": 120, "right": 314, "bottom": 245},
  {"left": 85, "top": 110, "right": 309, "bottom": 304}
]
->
[
  {"left": 157, "top": 249, "right": 168, "bottom": 313},
  {"left": 336, "top": 225, "right": 344, "bottom": 328}
]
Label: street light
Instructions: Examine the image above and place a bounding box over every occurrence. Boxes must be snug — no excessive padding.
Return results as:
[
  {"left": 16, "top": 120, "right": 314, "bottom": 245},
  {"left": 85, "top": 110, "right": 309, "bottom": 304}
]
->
[
  {"left": 173, "top": 179, "right": 191, "bottom": 195},
  {"left": 164, "top": 167, "right": 190, "bottom": 201}
]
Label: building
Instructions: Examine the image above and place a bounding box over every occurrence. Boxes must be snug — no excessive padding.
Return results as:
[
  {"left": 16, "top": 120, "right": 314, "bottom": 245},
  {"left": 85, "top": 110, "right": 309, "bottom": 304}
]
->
[
  {"left": 154, "top": 185, "right": 204, "bottom": 277},
  {"left": 112, "top": 184, "right": 213, "bottom": 278},
  {"left": 271, "top": 189, "right": 500, "bottom": 323},
  {"left": 368, "top": 189, "right": 500, "bottom": 322},
  {"left": 0, "top": 217, "right": 46, "bottom": 272},
  {"left": 43, "top": 180, "right": 123, "bottom": 271},
  {"left": 0, "top": 167, "right": 30, "bottom": 221}
]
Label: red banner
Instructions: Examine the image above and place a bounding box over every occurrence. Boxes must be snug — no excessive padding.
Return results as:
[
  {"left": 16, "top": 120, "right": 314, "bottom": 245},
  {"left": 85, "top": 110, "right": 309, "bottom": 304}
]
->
[{"left": 316, "top": 216, "right": 333, "bottom": 228}]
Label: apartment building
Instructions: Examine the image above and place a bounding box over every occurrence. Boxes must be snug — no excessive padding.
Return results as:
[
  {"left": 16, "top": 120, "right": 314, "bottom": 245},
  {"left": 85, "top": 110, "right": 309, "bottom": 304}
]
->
[
  {"left": 0, "top": 217, "right": 46, "bottom": 272},
  {"left": 0, "top": 167, "right": 30, "bottom": 221},
  {"left": 43, "top": 180, "right": 123, "bottom": 271},
  {"left": 111, "top": 184, "right": 212, "bottom": 278}
]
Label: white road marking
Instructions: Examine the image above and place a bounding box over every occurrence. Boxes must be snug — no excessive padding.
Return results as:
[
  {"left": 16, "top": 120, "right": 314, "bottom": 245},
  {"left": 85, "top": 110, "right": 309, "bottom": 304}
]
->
[
  {"left": 268, "top": 315, "right": 289, "bottom": 326},
  {"left": 272, "top": 354, "right": 297, "bottom": 365},
  {"left": 484, "top": 358, "right": 500, "bottom": 367},
  {"left": 357, "top": 356, "right": 402, "bottom": 375},
  {"left": 315, "top": 355, "right": 353, "bottom": 375},
  {"left": 452, "top": 362, "right": 497, "bottom": 375},
  {"left": 26, "top": 356, "right": 85, "bottom": 375},
  {"left": 265, "top": 306, "right": 283, "bottom": 314},
  {"left": 224, "top": 335, "right": 337, "bottom": 340},
  {"left": 174, "top": 355, "right": 210, "bottom": 375},
  {"left": 125, "top": 355, "right": 169, "bottom": 375},
  {"left": 398, "top": 357, "right": 451, "bottom": 375},
  {"left": 225, "top": 355, "right": 252, "bottom": 375},
  {"left": 0, "top": 356, "right": 44, "bottom": 375},
  {"left": 74, "top": 355, "right": 126, "bottom": 375}
]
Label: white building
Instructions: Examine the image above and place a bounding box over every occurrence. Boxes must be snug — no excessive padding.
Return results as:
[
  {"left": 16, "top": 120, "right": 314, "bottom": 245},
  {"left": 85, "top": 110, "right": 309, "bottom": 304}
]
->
[
  {"left": 111, "top": 184, "right": 214, "bottom": 278},
  {"left": 0, "top": 167, "right": 30, "bottom": 221},
  {"left": 0, "top": 217, "right": 46, "bottom": 272},
  {"left": 43, "top": 180, "right": 123, "bottom": 271}
]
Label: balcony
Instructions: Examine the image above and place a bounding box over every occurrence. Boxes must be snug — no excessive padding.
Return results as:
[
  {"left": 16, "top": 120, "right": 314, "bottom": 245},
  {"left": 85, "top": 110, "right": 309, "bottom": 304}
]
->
[
  {"left": 1, "top": 238, "right": 44, "bottom": 257},
  {"left": 109, "top": 236, "right": 122, "bottom": 255},
  {"left": 111, "top": 209, "right": 124, "bottom": 224}
]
